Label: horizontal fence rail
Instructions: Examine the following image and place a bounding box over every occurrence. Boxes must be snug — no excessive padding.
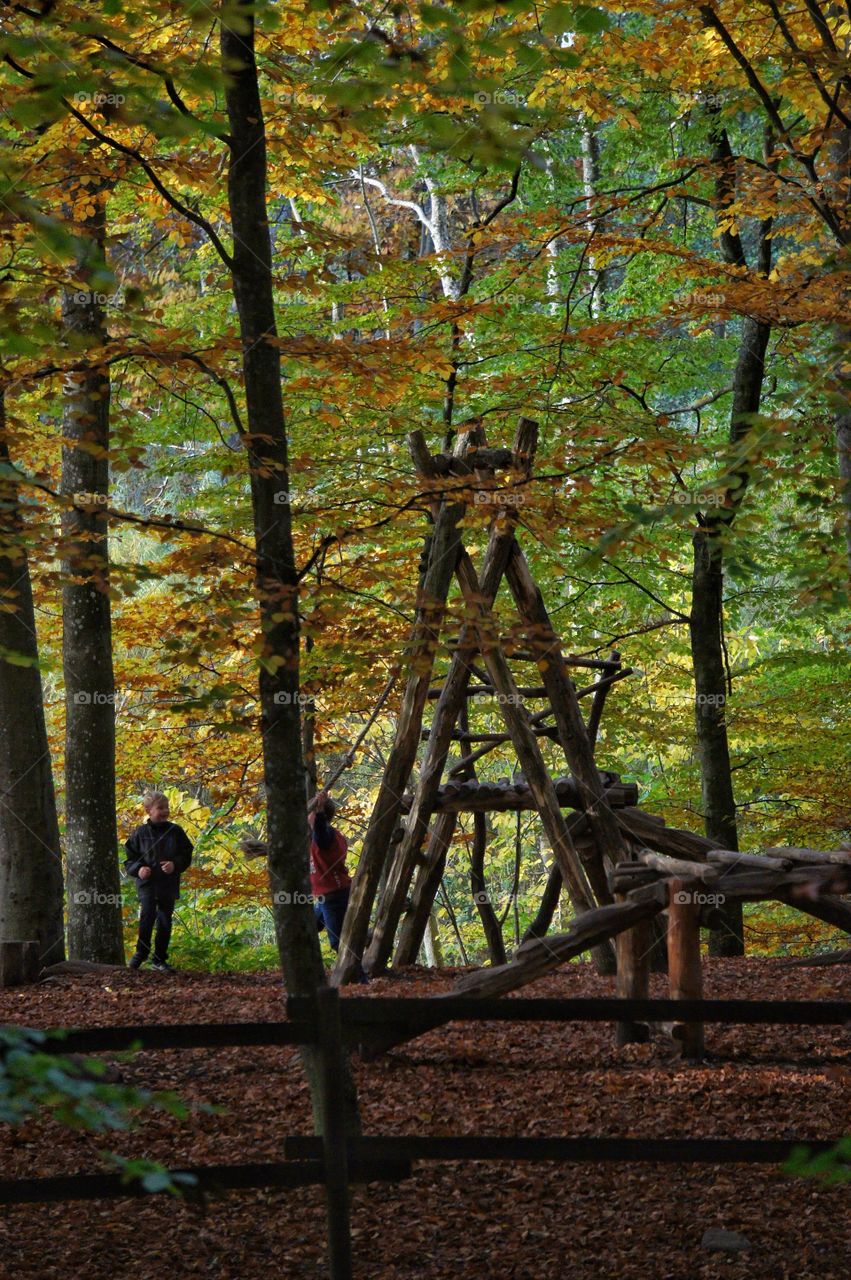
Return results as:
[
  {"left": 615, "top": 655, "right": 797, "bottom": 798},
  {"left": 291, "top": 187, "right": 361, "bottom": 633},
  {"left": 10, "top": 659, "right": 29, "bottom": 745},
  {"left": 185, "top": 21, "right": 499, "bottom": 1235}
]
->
[
  {"left": 287, "top": 995, "right": 851, "bottom": 1031},
  {"left": 284, "top": 1135, "right": 838, "bottom": 1166},
  {"left": 5, "top": 996, "right": 847, "bottom": 1058},
  {"left": 32, "top": 1021, "right": 312, "bottom": 1055},
  {"left": 0, "top": 1158, "right": 412, "bottom": 1206}
]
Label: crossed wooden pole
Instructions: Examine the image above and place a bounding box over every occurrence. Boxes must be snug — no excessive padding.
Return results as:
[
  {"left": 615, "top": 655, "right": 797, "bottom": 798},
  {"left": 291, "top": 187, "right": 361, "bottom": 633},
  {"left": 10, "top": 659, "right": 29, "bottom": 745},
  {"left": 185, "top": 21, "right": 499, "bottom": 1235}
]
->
[{"left": 333, "top": 419, "right": 630, "bottom": 984}]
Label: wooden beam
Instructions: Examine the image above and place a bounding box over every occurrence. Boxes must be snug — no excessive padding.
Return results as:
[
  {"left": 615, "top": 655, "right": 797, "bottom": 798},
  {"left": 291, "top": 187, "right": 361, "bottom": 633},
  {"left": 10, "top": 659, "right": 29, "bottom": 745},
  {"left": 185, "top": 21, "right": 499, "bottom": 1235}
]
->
[
  {"left": 453, "top": 549, "right": 607, "bottom": 954},
  {"left": 639, "top": 850, "right": 720, "bottom": 883},
  {"left": 586, "top": 650, "right": 621, "bottom": 750},
  {"left": 615, "top": 893, "right": 652, "bottom": 1046},
  {"left": 332, "top": 430, "right": 475, "bottom": 985},
  {"left": 452, "top": 899, "right": 662, "bottom": 999},
  {"left": 503, "top": 544, "right": 629, "bottom": 884},
  {"left": 706, "top": 849, "right": 791, "bottom": 871},
  {"left": 766, "top": 846, "right": 851, "bottom": 867},
  {"left": 617, "top": 809, "right": 721, "bottom": 861},
  {"left": 666, "top": 879, "right": 704, "bottom": 1060},
  {"left": 362, "top": 420, "right": 538, "bottom": 976},
  {"left": 394, "top": 811, "right": 457, "bottom": 966}
]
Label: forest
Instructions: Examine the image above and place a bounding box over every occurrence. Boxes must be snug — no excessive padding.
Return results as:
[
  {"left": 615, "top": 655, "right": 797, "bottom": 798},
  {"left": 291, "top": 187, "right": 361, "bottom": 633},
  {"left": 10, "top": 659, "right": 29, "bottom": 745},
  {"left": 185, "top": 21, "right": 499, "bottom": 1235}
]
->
[{"left": 0, "top": 1, "right": 849, "bottom": 1277}]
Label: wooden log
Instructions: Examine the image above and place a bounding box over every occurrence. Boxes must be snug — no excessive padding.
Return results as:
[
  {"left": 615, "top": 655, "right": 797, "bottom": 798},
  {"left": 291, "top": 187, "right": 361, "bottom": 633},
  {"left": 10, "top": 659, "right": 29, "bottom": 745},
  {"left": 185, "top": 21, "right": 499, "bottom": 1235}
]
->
[
  {"left": 426, "top": 446, "right": 517, "bottom": 475},
  {"left": 608, "top": 865, "right": 662, "bottom": 894},
  {"left": 361, "top": 421, "right": 537, "bottom": 976},
  {"left": 614, "top": 894, "right": 651, "bottom": 1046},
  {"left": 666, "top": 879, "right": 704, "bottom": 1060},
  {"left": 421, "top": 726, "right": 561, "bottom": 743},
  {"left": 706, "top": 849, "right": 791, "bottom": 871},
  {"left": 442, "top": 647, "right": 620, "bottom": 671},
  {"left": 448, "top": 705, "right": 555, "bottom": 776},
  {"left": 332, "top": 429, "right": 476, "bottom": 985},
  {"left": 452, "top": 548, "right": 609, "bottom": 967},
  {"left": 0, "top": 941, "right": 40, "bottom": 987},
  {"left": 586, "top": 650, "right": 621, "bottom": 751},
  {"left": 773, "top": 891, "right": 851, "bottom": 935},
  {"left": 400, "top": 777, "right": 638, "bottom": 815},
  {"left": 503, "top": 544, "right": 629, "bottom": 886},
  {"left": 453, "top": 899, "right": 663, "bottom": 999},
  {"left": 618, "top": 809, "right": 720, "bottom": 861},
  {"left": 40, "top": 959, "right": 127, "bottom": 978},
  {"left": 394, "top": 812, "right": 457, "bottom": 966},
  {"left": 426, "top": 684, "right": 552, "bottom": 700},
  {"left": 639, "top": 850, "right": 720, "bottom": 883},
  {"left": 766, "top": 846, "right": 851, "bottom": 867}
]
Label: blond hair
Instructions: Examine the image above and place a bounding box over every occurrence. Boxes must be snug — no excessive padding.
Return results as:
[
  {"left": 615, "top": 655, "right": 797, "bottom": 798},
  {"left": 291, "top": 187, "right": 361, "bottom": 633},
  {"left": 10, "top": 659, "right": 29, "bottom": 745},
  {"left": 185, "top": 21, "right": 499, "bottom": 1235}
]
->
[{"left": 142, "top": 790, "right": 168, "bottom": 812}]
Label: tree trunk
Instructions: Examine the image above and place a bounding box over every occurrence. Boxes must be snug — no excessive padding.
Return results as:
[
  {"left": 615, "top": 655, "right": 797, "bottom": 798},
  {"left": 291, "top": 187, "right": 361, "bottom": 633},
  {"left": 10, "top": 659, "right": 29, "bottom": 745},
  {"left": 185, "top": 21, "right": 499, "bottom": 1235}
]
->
[
  {"left": 221, "top": 2, "right": 358, "bottom": 1133},
  {"left": 690, "top": 121, "right": 773, "bottom": 958},
  {"left": 0, "top": 394, "right": 65, "bottom": 966},
  {"left": 580, "top": 121, "right": 608, "bottom": 315},
  {"left": 60, "top": 198, "right": 124, "bottom": 963},
  {"left": 690, "top": 310, "right": 771, "bottom": 958}
]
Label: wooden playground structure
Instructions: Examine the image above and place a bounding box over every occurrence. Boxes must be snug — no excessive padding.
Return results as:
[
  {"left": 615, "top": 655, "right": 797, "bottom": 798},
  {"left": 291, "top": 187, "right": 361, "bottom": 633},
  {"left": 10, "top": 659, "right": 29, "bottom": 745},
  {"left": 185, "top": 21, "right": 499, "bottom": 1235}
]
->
[{"left": 331, "top": 417, "right": 851, "bottom": 1050}]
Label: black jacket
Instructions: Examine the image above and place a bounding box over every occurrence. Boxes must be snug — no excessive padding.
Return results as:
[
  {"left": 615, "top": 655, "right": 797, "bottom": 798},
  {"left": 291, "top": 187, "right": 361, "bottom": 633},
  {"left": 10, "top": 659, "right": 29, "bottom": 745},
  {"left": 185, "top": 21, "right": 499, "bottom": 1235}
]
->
[{"left": 124, "top": 821, "right": 193, "bottom": 896}]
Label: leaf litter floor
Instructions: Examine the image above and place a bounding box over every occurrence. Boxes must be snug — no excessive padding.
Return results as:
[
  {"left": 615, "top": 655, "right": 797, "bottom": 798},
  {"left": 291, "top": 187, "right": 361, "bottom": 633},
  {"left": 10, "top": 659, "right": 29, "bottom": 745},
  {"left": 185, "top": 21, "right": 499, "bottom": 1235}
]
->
[{"left": 0, "top": 958, "right": 848, "bottom": 1280}]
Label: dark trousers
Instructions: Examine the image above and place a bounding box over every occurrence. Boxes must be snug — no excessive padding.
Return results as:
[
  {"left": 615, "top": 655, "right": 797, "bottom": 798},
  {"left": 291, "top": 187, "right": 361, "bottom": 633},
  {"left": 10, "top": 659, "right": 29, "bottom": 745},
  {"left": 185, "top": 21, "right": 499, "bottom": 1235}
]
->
[
  {"left": 314, "top": 887, "right": 368, "bottom": 983},
  {"left": 314, "top": 886, "right": 350, "bottom": 952},
  {"left": 136, "top": 882, "right": 177, "bottom": 962}
]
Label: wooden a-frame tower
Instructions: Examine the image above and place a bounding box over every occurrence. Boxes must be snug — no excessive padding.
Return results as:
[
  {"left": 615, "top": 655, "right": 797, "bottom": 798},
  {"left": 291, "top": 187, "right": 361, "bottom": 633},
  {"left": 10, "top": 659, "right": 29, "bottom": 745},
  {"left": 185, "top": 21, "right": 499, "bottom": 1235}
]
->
[{"left": 333, "top": 418, "right": 639, "bottom": 983}]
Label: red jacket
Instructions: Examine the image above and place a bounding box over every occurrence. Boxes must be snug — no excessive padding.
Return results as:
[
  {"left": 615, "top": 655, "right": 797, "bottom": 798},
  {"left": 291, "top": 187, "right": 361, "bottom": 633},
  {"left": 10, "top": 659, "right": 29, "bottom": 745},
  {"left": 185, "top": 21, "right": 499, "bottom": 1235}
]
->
[{"left": 309, "top": 826, "right": 351, "bottom": 896}]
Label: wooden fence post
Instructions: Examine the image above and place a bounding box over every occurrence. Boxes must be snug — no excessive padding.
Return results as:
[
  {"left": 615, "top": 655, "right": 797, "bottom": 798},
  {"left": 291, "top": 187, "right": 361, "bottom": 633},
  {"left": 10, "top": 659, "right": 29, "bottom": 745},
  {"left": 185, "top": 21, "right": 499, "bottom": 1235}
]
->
[
  {"left": 316, "top": 986, "right": 352, "bottom": 1280},
  {"left": 614, "top": 897, "right": 651, "bottom": 1046},
  {"left": 666, "top": 879, "right": 704, "bottom": 1060}
]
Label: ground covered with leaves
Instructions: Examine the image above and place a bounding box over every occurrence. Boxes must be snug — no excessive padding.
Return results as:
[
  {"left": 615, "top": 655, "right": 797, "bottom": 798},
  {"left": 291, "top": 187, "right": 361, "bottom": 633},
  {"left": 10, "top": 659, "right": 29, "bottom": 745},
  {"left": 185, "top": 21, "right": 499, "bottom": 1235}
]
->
[{"left": 0, "top": 958, "right": 849, "bottom": 1279}]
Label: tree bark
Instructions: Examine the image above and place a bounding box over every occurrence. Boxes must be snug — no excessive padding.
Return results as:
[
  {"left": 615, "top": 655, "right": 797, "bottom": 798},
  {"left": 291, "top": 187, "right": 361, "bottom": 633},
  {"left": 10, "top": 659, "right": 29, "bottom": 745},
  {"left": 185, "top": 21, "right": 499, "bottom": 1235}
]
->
[
  {"left": 690, "top": 121, "right": 773, "bottom": 957},
  {"left": 221, "top": 2, "right": 358, "bottom": 1133},
  {"left": 60, "top": 198, "right": 123, "bottom": 963},
  {"left": 0, "top": 394, "right": 65, "bottom": 966}
]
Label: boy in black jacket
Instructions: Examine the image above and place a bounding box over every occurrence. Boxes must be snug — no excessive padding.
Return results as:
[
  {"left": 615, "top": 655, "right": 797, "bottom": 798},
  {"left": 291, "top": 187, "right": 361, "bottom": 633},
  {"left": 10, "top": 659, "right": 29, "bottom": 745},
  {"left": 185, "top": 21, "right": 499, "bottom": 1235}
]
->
[{"left": 124, "top": 791, "right": 193, "bottom": 972}]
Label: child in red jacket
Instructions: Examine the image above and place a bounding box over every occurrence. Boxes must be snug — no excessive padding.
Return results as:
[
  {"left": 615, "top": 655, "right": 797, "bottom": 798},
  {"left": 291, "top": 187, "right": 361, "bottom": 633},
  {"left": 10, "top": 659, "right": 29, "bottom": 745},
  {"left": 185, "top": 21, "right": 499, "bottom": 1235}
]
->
[{"left": 307, "top": 789, "right": 351, "bottom": 949}]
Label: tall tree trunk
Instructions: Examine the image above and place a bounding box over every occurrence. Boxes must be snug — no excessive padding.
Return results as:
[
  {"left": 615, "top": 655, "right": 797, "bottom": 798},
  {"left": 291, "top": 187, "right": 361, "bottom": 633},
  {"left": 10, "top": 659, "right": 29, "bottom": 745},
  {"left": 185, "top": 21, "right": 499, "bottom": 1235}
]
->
[
  {"left": 221, "top": 0, "right": 358, "bottom": 1133},
  {"left": 0, "top": 393, "right": 65, "bottom": 965},
  {"left": 831, "top": 116, "right": 851, "bottom": 572},
  {"left": 691, "top": 312, "right": 771, "bottom": 957},
  {"left": 689, "top": 122, "right": 773, "bottom": 958},
  {"left": 60, "top": 198, "right": 123, "bottom": 963},
  {"left": 580, "top": 122, "right": 608, "bottom": 315}
]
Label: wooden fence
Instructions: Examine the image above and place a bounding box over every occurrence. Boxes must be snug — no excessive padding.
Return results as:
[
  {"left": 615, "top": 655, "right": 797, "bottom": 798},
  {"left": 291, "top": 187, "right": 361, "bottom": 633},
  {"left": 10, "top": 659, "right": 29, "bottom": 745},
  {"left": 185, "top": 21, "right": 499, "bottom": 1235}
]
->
[{"left": 2, "top": 990, "right": 849, "bottom": 1279}]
